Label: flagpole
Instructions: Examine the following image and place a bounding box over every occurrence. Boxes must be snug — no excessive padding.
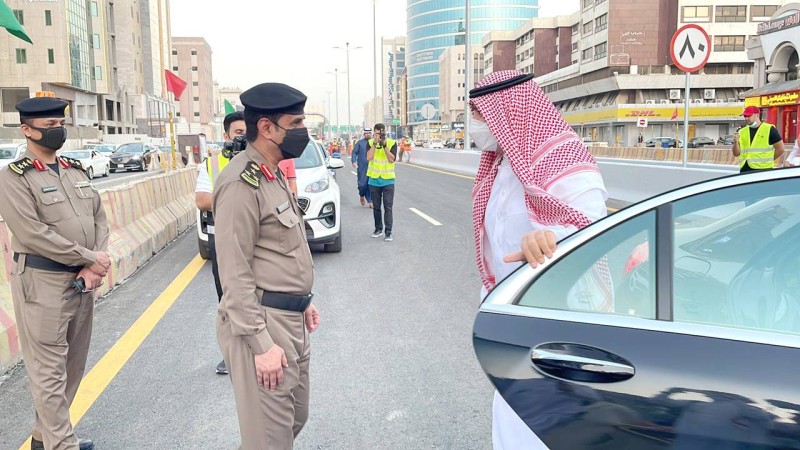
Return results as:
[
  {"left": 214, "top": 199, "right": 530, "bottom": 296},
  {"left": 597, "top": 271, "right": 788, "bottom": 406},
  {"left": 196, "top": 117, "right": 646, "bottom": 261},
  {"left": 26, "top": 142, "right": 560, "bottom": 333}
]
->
[{"left": 169, "top": 92, "right": 176, "bottom": 169}]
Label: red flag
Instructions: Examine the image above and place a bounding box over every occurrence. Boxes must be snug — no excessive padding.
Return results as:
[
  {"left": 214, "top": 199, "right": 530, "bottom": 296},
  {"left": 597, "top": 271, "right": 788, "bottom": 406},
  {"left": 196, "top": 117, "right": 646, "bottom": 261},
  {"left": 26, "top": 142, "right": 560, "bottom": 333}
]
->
[
  {"left": 165, "top": 70, "right": 187, "bottom": 100},
  {"left": 671, "top": 105, "right": 679, "bottom": 120}
]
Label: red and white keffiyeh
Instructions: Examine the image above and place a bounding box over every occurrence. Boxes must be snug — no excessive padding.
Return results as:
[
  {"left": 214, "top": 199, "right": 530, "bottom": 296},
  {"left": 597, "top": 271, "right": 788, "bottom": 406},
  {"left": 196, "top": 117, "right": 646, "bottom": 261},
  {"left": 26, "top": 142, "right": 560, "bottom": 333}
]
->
[{"left": 470, "top": 70, "right": 605, "bottom": 294}]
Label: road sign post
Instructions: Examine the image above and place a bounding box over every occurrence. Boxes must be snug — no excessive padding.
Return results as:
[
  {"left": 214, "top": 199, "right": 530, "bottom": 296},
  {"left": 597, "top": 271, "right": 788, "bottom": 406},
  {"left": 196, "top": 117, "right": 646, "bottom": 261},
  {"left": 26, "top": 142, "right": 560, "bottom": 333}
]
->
[{"left": 670, "top": 24, "right": 711, "bottom": 167}]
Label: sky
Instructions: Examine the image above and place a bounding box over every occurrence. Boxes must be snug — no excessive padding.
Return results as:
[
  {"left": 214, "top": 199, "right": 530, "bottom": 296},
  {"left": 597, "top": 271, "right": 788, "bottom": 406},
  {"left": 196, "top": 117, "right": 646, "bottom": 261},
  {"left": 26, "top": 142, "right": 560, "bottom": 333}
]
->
[{"left": 170, "top": 0, "right": 580, "bottom": 125}]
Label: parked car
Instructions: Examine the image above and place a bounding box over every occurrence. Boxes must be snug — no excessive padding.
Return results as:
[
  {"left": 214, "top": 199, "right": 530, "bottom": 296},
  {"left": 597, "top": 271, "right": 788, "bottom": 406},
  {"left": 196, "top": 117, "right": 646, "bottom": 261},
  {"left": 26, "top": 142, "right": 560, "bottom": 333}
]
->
[
  {"left": 428, "top": 138, "right": 444, "bottom": 149},
  {"left": 687, "top": 136, "right": 715, "bottom": 148},
  {"left": 110, "top": 142, "right": 158, "bottom": 172},
  {"left": 297, "top": 140, "right": 344, "bottom": 252},
  {"left": 718, "top": 134, "right": 737, "bottom": 145},
  {"left": 59, "top": 149, "right": 111, "bottom": 179},
  {"left": 473, "top": 168, "right": 800, "bottom": 449},
  {"left": 0, "top": 143, "right": 26, "bottom": 169},
  {"left": 644, "top": 137, "right": 683, "bottom": 148},
  {"left": 444, "top": 138, "right": 457, "bottom": 148},
  {"left": 414, "top": 139, "right": 426, "bottom": 147}
]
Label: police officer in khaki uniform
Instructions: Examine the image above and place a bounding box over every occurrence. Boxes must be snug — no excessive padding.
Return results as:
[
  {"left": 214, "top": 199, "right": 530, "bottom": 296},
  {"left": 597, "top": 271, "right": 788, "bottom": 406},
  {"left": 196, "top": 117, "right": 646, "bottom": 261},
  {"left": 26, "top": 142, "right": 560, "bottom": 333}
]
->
[
  {"left": 214, "top": 83, "right": 320, "bottom": 450},
  {"left": 0, "top": 96, "right": 110, "bottom": 450}
]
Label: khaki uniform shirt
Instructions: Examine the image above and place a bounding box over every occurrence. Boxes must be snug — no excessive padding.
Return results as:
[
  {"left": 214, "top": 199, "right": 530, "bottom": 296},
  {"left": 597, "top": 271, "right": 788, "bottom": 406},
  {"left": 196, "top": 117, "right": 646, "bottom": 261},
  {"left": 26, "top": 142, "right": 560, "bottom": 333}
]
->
[
  {"left": 0, "top": 150, "right": 109, "bottom": 266},
  {"left": 213, "top": 146, "right": 313, "bottom": 355}
]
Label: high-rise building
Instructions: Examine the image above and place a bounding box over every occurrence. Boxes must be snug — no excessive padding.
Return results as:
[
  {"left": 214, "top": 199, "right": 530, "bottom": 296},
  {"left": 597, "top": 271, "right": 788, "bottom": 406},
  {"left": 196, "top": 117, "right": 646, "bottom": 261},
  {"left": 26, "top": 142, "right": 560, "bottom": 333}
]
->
[
  {"left": 135, "top": 0, "right": 173, "bottom": 138},
  {"left": 439, "top": 46, "right": 483, "bottom": 130},
  {"left": 510, "top": 0, "right": 789, "bottom": 146},
  {"left": 171, "top": 37, "right": 215, "bottom": 136},
  {"left": 382, "top": 37, "right": 406, "bottom": 125},
  {"left": 405, "top": 0, "right": 539, "bottom": 128},
  {"left": 482, "top": 31, "right": 517, "bottom": 80}
]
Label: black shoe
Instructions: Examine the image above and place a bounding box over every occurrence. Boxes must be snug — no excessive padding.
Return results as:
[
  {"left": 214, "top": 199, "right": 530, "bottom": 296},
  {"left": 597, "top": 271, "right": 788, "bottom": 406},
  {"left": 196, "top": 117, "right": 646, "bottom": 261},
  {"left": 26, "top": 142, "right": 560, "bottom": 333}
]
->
[
  {"left": 32, "top": 438, "right": 94, "bottom": 450},
  {"left": 370, "top": 229, "right": 383, "bottom": 238},
  {"left": 384, "top": 233, "right": 393, "bottom": 242},
  {"left": 216, "top": 360, "right": 228, "bottom": 375}
]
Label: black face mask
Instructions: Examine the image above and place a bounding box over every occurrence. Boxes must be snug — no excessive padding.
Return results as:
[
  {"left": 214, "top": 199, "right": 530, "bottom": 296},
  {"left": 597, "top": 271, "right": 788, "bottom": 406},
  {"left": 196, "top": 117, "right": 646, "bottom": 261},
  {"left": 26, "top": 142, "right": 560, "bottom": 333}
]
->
[
  {"left": 271, "top": 125, "right": 309, "bottom": 160},
  {"left": 27, "top": 125, "right": 67, "bottom": 151}
]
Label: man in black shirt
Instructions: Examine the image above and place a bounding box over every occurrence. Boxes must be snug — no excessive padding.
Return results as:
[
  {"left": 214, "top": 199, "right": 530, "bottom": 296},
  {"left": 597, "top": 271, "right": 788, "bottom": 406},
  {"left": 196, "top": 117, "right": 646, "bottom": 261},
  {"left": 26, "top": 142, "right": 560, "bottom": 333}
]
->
[{"left": 732, "top": 106, "right": 785, "bottom": 173}]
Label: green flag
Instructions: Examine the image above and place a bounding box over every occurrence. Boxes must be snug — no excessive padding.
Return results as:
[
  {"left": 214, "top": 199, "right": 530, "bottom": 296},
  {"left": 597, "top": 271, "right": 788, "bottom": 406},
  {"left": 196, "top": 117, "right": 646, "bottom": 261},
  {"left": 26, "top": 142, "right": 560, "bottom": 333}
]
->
[
  {"left": 224, "top": 99, "right": 235, "bottom": 115},
  {"left": 0, "top": 0, "right": 32, "bottom": 44}
]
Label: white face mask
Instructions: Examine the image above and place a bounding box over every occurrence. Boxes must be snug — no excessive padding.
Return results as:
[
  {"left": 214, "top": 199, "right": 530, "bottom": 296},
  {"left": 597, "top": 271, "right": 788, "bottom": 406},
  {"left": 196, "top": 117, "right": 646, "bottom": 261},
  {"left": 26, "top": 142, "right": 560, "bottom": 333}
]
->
[{"left": 469, "top": 118, "right": 498, "bottom": 152}]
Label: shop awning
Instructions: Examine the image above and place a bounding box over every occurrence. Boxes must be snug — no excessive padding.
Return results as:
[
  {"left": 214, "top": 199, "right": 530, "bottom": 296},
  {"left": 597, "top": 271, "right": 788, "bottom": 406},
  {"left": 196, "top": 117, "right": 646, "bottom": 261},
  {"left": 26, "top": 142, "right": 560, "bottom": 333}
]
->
[{"left": 741, "top": 80, "right": 800, "bottom": 99}]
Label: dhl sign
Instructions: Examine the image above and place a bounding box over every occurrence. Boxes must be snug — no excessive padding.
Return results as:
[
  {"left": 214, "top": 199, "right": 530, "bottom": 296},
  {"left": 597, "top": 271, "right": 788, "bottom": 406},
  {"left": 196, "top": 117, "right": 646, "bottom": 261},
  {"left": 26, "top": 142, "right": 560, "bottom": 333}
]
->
[{"left": 561, "top": 104, "right": 744, "bottom": 124}]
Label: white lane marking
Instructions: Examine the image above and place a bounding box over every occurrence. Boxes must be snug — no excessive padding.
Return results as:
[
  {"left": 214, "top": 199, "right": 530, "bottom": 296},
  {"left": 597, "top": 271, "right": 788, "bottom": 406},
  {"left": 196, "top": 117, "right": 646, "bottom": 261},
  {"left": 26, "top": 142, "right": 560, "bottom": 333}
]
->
[
  {"left": 350, "top": 171, "right": 357, "bottom": 176},
  {"left": 409, "top": 208, "right": 442, "bottom": 226}
]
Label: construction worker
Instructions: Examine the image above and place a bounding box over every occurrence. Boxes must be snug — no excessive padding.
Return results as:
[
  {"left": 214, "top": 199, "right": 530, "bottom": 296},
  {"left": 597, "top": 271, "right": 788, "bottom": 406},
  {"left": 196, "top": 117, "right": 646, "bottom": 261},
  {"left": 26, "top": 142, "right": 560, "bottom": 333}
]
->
[
  {"left": 398, "top": 135, "right": 413, "bottom": 163},
  {"left": 732, "top": 106, "right": 785, "bottom": 173}
]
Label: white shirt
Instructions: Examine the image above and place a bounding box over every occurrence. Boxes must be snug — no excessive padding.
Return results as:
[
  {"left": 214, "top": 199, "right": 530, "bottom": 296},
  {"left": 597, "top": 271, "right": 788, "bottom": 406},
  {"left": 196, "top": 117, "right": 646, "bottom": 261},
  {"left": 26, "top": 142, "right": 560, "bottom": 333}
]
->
[
  {"left": 482, "top": 155, "right": 607, "bottom": 450},
  {"left": 787, "top": 141, "right": 800, "bottom": 166},
  {"left": 195, "top": 160, "right": 212, "bottom": 194}
]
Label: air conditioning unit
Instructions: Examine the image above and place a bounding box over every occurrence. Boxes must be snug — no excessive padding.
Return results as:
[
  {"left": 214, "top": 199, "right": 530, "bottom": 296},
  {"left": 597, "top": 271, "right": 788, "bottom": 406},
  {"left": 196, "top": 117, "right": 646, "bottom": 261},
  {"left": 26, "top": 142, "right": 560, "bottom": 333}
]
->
[
  {"left": 669, "top": 89, "right": 681, "bottom": 100},
  {"left": 703, "top": 89, "right": 716, "bottom": 100},
  {"left": 660, "top": 99, "right": 670, "bottom": 104},
  {"left": 693, "top": 99, "right": 704, "bottom": 104},
  {"left": 645, "top": 99, "right": 655, "bottom": 105}
]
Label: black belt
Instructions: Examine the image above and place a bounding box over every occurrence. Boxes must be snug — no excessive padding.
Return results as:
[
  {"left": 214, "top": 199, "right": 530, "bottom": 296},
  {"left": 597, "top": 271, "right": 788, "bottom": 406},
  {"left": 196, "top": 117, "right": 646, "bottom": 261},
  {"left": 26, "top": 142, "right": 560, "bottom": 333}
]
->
[
  {"left": 261, "top": 291, "right": 313, "bottom": 312},
  {"left": 14, "top": 253, "right": 82, "bottom": 273}
]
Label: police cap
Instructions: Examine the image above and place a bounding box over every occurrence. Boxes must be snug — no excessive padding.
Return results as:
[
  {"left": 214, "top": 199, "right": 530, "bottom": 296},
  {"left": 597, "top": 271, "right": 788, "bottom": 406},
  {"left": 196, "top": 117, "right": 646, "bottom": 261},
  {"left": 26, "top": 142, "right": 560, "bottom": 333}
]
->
[
  {"left": 15, "top": 97, "right": 68, "bottom": 120},
  {"left": 240, "top": 83, "right": 307, "bottom": 116}
]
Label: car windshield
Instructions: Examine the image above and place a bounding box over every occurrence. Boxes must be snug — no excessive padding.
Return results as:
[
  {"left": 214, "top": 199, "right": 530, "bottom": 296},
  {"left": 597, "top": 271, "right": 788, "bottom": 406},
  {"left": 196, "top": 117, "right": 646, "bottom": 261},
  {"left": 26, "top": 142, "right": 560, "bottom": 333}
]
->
[
  {"left": 117, "top": 143, "right": 145, "bottom": 154},
  {"left": 0, "top": 148, "right": 17, "bottom": 159},
  {"left": 62, "top": 151, "right": 90, "bottom": 159},
  {"left": 294, "top": 141, "right": 323, "bottom": 169},
  {"left": 96, "top": 146, "right": 115, "bottom": 153}
]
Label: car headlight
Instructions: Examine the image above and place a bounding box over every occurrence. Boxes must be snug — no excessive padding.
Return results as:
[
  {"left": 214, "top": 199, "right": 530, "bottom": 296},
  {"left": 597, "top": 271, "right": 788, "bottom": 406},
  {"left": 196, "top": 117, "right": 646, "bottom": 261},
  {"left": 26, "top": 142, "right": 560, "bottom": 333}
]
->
[
  {"left": 132, "top": 155, "right": 142, "bottom": 160},
  {"left": 304, "top": 176, "right": 330, "bottom": 193}
]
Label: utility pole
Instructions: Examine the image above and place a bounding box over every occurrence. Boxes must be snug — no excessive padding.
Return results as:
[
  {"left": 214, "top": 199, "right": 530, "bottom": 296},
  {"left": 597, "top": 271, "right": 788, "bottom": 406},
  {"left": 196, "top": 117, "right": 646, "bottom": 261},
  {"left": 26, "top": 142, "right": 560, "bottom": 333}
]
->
[
  {"left": 373, "top": 0, "right": 378, "bottom": 126},
  {"left": 327, "top": 69, "right": 344, "bottom": 135},
  {"left": 464, "top": 0, "right": 472, "bottom": 151}
]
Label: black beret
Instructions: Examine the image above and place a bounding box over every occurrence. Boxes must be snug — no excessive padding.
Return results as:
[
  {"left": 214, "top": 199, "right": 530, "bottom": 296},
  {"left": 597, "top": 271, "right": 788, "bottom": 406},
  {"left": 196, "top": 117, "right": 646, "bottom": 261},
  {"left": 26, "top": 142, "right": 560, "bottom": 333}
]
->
[
  {"left": 240, "top": 83, "right": 307, "bottom": 116},
  {"left": 15, "top": 97, "right": 68, "bottom": 119}
]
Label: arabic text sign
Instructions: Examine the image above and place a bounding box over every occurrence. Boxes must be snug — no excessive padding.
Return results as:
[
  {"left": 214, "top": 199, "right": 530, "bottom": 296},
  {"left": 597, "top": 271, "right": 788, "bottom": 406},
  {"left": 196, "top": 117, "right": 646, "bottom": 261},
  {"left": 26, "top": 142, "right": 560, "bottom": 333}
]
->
[{"left": 761, "top": 91, "right": 800, "bottom": 107}]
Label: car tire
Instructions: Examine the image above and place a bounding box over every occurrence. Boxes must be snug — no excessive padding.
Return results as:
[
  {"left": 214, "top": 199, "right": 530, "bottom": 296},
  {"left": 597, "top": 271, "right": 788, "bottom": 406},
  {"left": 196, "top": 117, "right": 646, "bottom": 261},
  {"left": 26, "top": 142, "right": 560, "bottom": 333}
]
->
[
  {"left": 198, "top": 237, "right": 211, "bottom": 260},
  {"left": 324, "top": 235, "right": 342, "bottom": 253},
  {"left": 86, "top": 167, "right": 94, "bottom": 180},
  {"left": 110, "top": 168, "right": 116, "bottom": 173}
]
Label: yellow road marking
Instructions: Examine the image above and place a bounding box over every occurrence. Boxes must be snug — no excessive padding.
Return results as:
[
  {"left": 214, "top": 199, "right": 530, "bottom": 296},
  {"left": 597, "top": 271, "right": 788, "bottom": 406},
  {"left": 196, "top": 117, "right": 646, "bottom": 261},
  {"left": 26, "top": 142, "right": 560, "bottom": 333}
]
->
[
  {"left": 18, "top": 255, "right": 206, "bottom": 450},
  {"left": 400, "top": 162, "right": 476, "bottom": 180}
]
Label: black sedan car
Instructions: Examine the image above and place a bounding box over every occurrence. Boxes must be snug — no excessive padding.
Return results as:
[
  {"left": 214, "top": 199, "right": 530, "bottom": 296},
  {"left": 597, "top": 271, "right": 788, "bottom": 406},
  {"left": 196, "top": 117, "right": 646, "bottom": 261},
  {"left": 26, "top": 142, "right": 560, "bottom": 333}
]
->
[
  {"left": 718, "top": 134, "right": 737, "bottom": 145},
  {"left": 474, "top": 168, "right": 800, "bottom": 449},
  {"left": 110, "top": 143, "right": 158, "bottom": 172},
  {"left": 687, "top": 136, "right": 715, "bottom": 148}
]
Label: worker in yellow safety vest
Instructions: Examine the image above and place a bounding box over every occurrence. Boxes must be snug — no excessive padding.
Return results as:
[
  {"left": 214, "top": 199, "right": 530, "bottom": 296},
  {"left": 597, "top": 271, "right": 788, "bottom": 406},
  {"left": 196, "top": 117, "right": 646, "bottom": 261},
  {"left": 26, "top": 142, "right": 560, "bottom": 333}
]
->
[
  {"left": 366, "top": 123, "right": 397, "bottom": 242},
  {"left": 732, "top": 106, "right": 785, "bottom": 173}
]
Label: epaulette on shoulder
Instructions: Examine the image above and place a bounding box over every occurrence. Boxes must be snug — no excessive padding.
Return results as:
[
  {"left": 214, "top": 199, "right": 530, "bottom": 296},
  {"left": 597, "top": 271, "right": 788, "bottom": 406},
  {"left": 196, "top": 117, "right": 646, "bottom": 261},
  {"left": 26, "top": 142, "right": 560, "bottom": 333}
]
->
[
  {"left": 8, "top": 158, "right": 35, "bottom": 176},
  {"left": 240, "top": 161, "right": 264, "bottom": 189},
  {"left": 60, "top": 157, "right": 84, "bottom": 171}
]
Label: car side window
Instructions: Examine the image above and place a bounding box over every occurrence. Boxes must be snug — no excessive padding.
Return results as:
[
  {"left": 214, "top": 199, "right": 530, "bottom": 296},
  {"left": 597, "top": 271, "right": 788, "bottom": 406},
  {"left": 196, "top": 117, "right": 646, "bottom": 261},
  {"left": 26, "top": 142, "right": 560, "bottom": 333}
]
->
[
  {"left": 517, "top": 211, "right": 657, "bottom": 319},
  {"left": 672, "top": 179, "right": 800, "bottom": 335}
]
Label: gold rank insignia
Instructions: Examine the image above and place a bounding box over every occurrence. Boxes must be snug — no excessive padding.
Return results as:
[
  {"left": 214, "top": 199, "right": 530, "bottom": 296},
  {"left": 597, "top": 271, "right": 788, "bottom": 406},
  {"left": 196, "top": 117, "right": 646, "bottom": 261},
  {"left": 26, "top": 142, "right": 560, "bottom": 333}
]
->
[
  {"left": 8, "top": 158, "right": 35, "bottom": 176},
  {"left": 240, "top": 161, "right": 265, "bottom": 189}
]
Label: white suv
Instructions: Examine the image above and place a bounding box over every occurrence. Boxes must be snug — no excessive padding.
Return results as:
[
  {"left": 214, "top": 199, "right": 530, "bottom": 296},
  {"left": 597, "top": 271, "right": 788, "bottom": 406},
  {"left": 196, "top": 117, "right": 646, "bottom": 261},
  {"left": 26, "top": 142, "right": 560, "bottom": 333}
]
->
[{"left": 296, "top": 140, "right": 344, "bottom": 252}]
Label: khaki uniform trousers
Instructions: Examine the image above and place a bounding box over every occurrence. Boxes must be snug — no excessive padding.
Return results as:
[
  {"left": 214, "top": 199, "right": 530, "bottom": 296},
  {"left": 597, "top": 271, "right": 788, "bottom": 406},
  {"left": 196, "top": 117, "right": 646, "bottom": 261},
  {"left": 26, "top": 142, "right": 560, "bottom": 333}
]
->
[
  {"left": 217, "top": 306, "right": 311, "bottom": 450},
  {"left": 11, "top": 261, "right": 94, "bottom": 450}
]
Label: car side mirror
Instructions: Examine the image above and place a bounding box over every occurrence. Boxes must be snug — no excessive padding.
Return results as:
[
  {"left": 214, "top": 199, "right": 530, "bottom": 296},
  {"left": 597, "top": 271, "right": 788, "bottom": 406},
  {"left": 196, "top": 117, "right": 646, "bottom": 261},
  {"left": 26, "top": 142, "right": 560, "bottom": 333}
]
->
[{"left": 328, "top": 158, "right": 345, "bottom": 170}]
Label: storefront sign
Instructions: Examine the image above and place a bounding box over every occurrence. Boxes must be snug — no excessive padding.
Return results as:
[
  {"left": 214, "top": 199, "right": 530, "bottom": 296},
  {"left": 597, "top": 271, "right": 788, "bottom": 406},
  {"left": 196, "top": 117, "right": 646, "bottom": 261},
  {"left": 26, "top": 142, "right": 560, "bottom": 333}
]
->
[
  {"left": 561, "top": 104, "right": 744, "bottom": 125},
  {"left": 761, "top": 91, "right": 800, "bottom": 107},
  {"left": 757, "top": 11, "right": 800, "bottom": 35},
  {"left": 451, "top": 121, "right": 465, "bottom": 129}
]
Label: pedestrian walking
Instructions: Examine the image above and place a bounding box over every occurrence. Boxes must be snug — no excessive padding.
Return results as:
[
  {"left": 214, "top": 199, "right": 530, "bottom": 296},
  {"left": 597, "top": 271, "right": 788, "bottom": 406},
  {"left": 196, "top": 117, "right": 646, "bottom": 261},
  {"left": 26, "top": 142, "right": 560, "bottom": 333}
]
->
[
  {"left": 351, "top": 128, "right": 373, "bottom": 207},
  {"left": 398, "top": 135, "right": 413, "bottom": 163},
  {"left": 732, "top": 106, "right": 785, "bottom": 173},
  {"left": 366, "top": 123, "right": 398, "bottom": 241}
]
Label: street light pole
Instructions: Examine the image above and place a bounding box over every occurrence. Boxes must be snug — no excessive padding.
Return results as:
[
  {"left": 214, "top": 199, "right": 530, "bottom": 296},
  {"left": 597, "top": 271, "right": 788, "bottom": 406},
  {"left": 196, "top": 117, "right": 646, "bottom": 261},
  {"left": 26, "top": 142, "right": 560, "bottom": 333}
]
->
[
  {"left": 464, "top": 0, "right": 472, "bottom": 151},
  {"left": 327, "top": 69, "right": 346, "bottom": 136},
  {"left": 373, "top": 0, "right": 378, "bottom": 126},
  {"left": 334, "top": 43, "right": 363, "bottom": 135}
]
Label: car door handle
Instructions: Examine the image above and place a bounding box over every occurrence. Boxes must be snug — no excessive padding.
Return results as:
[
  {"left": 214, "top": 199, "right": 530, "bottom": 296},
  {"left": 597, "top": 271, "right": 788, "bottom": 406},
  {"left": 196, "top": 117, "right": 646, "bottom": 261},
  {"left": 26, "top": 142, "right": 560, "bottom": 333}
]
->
[{"left": 531, "top": 347, "right": 635, "bottom": 383}]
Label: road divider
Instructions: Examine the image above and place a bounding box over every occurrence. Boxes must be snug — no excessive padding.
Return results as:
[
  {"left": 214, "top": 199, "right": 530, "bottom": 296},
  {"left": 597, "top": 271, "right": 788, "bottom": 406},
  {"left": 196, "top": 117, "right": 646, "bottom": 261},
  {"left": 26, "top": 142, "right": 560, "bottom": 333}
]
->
[{"left": 0, "top": 168, "right": 198, "bottom": 374}]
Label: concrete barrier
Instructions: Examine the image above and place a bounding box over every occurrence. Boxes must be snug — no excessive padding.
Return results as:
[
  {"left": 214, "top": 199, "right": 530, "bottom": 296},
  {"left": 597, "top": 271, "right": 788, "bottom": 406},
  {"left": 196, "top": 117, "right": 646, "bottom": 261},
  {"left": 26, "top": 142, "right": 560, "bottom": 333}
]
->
[{"left": 0, "top": 168, "right": 197, "bottom": 373}]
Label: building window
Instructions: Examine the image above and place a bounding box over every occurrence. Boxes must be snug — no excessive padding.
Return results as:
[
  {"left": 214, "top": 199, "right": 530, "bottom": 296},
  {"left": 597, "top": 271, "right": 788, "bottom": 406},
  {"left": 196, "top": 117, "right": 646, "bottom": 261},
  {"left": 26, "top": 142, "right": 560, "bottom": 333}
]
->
[
  {"left": 192, "top": 81, "right": 199, "bottom": 86},
  {"left": 572, "top": 42, "right": 579, "bottom": 52},
  {"left": 193, "top": 96, "right": 200, "bottom": 101},
  {"left": 714, "top": 35, "right": 745, "bottom": 52},
  {"left": 583, "top": 21, "right": 593, "bottom": 35},
  {"left": 194, "top": 112, "right": 200, "bottom": 117},
  {"left": 751, "top": 5, "right": 779, "bottom": 19},
  {"left": 192, "top": 66, "right": 198, "bottom": 71},
  {"left": 716, "top": 6, "right": 746, "bottom": 22},
  {"left": 595, "top": 14, "right": 608, "bottom": 32},
  {"left": 95, "top": 66, "right": 103, "bottom": 80},
  {"left": 572, "top": 24, "right": 578, "bottom": 35},
  {"left": 172, "top": 66, "right": 178, "bottom": 71},
  {"left": 683, "top": 6, "right": 710, "bottom": 19},
  {"left": 48, "top": 48, "right": 55, "bottom": 64},
  {"left": 582, "top": 48, "right": 593, "bottom": 61},
  {"left": 45, "top": 10, "right": 52, "bottom": 26},
  {"left": 90, "top": 2, "right": 99, "bottom": 16},
  {"left": 582, "top": 0, "right": 592, "bottom": 9},
  {"left": 92, "top": 34, "right": 101, "bottom": 49},
  {"left": 191, "top": 50, "right": 197, "bottom": 56},
  {"left": 594, "top": 42, "right": 607, "bottom": 59},
  {"left": 15, "top": 48, "right": 27, "bottom": 64},
  {"left": 13, "top": 9, "right": 23, "bottom": 25},
  {"left": 172, "top": 49, "right": 177, "bottom": 56}
]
